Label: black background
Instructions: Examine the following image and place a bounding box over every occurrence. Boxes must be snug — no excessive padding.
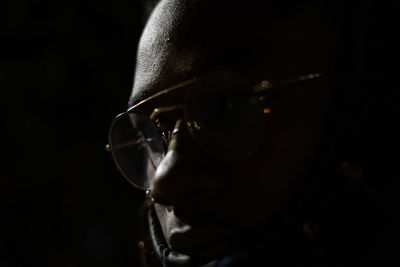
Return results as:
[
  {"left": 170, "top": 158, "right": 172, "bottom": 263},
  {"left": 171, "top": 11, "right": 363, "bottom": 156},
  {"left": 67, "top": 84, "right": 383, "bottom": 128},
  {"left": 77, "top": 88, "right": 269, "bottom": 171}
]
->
[
  {"left": 2, "top": 1, "right": 400, "bottom": 266},
  {"left": 2, "top": 1, "right": 147, "bottom": 266}
]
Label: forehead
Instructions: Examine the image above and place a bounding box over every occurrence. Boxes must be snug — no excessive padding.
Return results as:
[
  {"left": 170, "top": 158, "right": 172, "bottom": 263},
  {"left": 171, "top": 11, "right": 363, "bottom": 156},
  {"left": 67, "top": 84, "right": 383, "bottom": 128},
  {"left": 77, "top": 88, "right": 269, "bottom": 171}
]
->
[
  {"left": 130, "top": 0, "right": 336, "bottom": 106},
  {"left": 130, "top": 0, "right": 222, "bottom": 105}
]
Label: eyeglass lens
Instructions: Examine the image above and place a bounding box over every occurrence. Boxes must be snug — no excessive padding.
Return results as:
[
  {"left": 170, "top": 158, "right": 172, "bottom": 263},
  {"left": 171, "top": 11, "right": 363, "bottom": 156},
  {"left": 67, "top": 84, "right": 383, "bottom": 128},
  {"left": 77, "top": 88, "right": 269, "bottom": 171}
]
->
[
  {"left": 109, "top": 112, "right": 165, "bottom": 190},
  {"left": 184, "top": 71, "right": 267, "bottom": 162}
]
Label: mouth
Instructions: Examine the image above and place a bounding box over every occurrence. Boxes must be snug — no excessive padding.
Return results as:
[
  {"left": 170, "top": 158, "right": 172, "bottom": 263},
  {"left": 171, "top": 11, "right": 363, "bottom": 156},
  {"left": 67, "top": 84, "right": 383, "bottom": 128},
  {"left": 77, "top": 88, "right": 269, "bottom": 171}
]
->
[
  {"left": 153, "top": 199, "right": 237, "bottom": 260},
  {"left": 167, "top": 222, "right": 234, "bottom": 260}
]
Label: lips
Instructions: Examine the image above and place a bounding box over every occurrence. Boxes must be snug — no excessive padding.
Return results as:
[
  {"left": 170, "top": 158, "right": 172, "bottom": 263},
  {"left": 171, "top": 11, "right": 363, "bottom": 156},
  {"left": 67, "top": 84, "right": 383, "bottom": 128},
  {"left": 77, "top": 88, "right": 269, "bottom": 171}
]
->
[
  {"left": 168, "top": 222, "right": 233, "bottom": 260},
  {"left": 153, "top": 188, "right": 238, "bottom": 260},
  {"left": 153, "top": 202, "right": 235, "bottom": 260}
]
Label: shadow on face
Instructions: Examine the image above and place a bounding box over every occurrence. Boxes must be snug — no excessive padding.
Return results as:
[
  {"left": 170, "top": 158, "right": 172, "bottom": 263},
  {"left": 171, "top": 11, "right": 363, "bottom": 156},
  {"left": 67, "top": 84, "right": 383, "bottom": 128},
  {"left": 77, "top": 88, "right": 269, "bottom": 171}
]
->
[{"left": 130, "top": 0, "right": 340, "bottom": 260}]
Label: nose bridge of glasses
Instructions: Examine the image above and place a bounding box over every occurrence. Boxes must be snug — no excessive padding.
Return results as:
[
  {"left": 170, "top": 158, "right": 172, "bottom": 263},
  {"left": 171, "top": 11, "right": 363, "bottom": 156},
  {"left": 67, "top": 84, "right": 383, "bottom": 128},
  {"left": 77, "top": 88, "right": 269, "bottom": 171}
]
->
[
  {"left": 149, "top": 105, "right": 183, "bottom": 121},
  {"left": 150, "top": 119, "right": 226, "bottom": 206}
]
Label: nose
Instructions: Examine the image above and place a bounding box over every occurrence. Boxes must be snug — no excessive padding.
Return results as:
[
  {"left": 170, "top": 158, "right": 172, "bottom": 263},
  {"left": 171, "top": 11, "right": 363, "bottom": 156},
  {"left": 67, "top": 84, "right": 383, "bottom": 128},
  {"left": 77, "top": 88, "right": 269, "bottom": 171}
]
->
[{"left": 149, "top": 119, "right": 226, "bottom": 208}]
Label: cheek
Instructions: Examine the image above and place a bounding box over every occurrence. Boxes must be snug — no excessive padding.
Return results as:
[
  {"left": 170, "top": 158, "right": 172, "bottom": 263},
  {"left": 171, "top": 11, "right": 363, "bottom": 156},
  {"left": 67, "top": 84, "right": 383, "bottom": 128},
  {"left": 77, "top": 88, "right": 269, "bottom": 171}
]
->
[
  {"left": 223, "top": 136, "right": 319, "bottom": 231},
  {"left": 225, "top": 88, "right": 332, "bottom": 227}
]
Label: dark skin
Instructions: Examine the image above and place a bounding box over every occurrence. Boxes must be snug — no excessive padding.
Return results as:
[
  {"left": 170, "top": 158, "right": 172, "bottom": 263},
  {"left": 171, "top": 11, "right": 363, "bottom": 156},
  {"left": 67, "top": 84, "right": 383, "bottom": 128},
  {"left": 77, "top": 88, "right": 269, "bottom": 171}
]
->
[{"left": 130, "top": 0, "right": 339, "bottom": 260}]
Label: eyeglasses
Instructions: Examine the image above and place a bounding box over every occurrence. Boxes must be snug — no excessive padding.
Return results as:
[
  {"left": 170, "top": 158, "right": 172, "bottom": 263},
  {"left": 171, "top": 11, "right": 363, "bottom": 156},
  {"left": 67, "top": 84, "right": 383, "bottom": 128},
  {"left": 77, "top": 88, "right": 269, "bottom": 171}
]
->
[{"left": 107, "top": 70, "right": 324, "bottom": 190}]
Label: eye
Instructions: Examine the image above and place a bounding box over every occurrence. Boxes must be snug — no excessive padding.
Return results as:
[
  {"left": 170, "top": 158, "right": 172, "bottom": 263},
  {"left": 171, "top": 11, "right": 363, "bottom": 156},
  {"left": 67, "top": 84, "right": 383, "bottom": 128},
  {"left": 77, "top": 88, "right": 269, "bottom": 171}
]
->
[
  {"left": 224, "top": 93, "right": 254, "bottom": 111},
  {"left": 223, "top": 90, "right": 275, "bottom": 112}
]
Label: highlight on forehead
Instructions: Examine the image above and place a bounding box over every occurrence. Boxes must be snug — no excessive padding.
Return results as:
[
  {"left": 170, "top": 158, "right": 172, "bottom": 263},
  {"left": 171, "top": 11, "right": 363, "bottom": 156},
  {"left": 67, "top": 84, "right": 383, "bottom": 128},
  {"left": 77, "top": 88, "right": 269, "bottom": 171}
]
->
[{"left": 131, "top": 0, "right": 346, "bottom": 107}]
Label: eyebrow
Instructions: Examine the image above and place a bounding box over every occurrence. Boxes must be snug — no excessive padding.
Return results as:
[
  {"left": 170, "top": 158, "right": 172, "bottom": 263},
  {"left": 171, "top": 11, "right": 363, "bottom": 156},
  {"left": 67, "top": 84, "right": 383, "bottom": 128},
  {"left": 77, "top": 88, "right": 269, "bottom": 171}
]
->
[
  {"left": 128, "top": 95, "right": 139, "bottom": 107},
  {"left": 128, "top": 85, "right": 164, "bottom": 108},
  {"left": 128, "top": 92, "right": 148, "bottom": 109},
  {"left": 128, "top": 77, "right": 199, "bottom": 110}
]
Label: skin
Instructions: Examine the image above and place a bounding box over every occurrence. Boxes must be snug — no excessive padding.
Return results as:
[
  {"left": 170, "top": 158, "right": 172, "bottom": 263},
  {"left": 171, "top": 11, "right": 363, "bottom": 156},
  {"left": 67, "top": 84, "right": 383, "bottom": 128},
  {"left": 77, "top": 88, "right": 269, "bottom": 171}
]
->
[{"left": 130, "top": 0, "right": 338, "bottom": 261}]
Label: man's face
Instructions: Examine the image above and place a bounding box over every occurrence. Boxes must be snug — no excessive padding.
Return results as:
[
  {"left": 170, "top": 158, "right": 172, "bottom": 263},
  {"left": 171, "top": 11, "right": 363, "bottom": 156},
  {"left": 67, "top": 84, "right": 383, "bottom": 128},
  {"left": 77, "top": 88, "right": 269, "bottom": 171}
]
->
[{"left": 130, "top": 0, "right": 337, "bottom": 260}]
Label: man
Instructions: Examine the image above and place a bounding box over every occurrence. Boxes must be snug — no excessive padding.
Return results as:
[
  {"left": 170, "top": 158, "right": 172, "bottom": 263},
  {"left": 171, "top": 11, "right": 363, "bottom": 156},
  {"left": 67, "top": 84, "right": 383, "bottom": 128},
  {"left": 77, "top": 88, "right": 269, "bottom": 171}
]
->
[{"left": 108, "top": 0, "right": 398, "bottom": 266}]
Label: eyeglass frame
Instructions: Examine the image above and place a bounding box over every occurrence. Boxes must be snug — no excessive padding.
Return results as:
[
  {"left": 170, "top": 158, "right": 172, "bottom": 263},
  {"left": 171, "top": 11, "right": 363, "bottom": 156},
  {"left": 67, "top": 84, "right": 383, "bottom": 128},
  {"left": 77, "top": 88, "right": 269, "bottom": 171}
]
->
[{"left": 106, "top": 71, "right": 324, "bottom": 190}]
